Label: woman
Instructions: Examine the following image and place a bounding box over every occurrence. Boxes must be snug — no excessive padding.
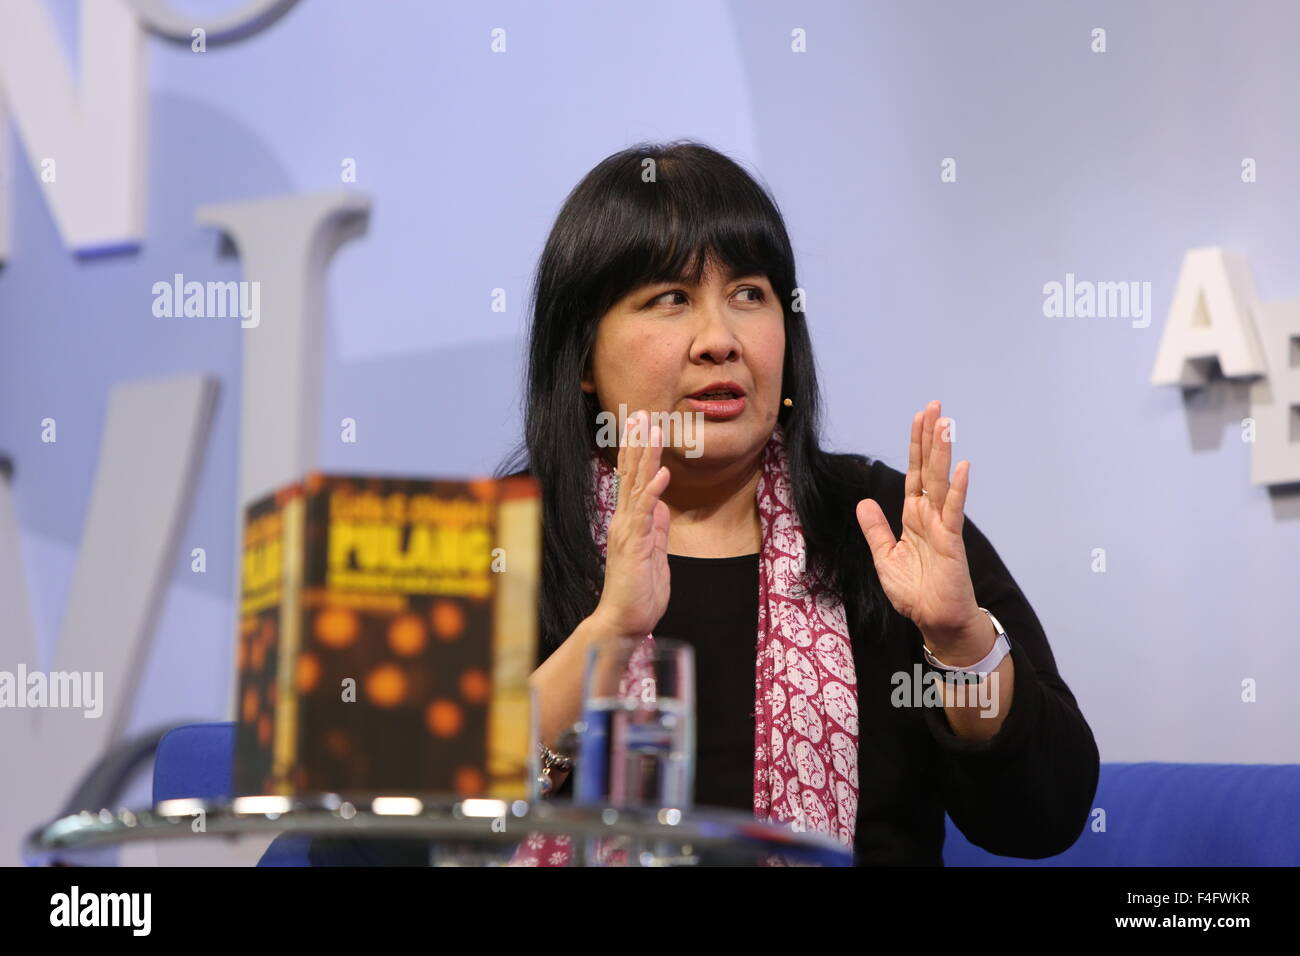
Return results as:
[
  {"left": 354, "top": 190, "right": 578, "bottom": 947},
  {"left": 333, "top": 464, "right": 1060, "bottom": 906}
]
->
[{"left": 500, "top": 139, "right": 1099, "bottom": 867}]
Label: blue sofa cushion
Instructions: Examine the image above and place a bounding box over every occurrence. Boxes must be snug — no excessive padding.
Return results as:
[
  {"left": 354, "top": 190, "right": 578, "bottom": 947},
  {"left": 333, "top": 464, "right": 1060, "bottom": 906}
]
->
[{"left": 943, "top": 761, "right": 1300, "bottom": 866}]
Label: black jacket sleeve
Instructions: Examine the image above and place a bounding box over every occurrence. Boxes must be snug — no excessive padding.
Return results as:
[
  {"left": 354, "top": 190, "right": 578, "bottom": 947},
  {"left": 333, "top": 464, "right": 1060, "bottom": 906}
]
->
[{"left": 918, "top": 512, "right": 1100, "bottom": 858}]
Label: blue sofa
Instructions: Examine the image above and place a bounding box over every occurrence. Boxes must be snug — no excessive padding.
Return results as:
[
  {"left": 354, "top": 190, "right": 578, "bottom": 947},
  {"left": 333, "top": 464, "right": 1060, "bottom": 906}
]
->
[{"left": 153, "top": 722, "right": 1300, "bottom": 866}]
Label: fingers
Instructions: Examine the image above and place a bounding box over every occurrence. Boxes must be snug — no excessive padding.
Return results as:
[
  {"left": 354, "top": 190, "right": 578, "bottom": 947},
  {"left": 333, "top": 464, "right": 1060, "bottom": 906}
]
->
[
  {"left": 615, "top": 414, "right": 632, "bottom": 511},
  {"left": 644, "top": 443, "right": 671, "bottom": 504},
  {"left": 902, "top": 400, "right": 970, "bottom": 538},
  {"left": 616, "top": 409, "right": 669, "bottom": 517},
  {"left": 942, "top": 459, "right": 969, "bottom": 535},
  {"left": 913, "top": 400, "right": 952, "bottom": 513},
  {"left": 929, "top": 413, "right": 952, "bottom": 506},
  {"left": 904, "top": 411, "right": 923, "bottom": 498},
  {"left": 919, "top": 400, "right": 937, "bottom": 492}
]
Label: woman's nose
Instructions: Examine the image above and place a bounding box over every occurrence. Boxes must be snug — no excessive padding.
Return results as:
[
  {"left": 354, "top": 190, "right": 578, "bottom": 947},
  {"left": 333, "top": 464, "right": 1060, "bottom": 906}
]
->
[{"left": 690, "top": 302, "right": 741, "bottom": 364}]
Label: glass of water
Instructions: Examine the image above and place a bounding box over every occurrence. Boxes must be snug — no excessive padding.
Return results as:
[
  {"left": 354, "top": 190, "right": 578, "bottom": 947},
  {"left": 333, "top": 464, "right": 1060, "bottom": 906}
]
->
[{"left": 575, "top": 636, "right": 695, "bottom": 814}]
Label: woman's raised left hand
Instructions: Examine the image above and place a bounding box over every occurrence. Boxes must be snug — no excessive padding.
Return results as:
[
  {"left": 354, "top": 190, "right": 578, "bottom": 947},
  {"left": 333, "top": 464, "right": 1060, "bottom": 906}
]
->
[{"left": 855, "top": 400, "right": 990, "bottom": 660}]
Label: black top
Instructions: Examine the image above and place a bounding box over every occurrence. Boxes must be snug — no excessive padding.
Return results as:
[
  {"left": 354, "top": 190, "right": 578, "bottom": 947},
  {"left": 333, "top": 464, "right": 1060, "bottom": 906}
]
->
[
  {"left": 651, "top": 552, "right": 761, "bottom": 814},
  {"left": 544, "top": 553, "right": 761, "bottom": 815}
]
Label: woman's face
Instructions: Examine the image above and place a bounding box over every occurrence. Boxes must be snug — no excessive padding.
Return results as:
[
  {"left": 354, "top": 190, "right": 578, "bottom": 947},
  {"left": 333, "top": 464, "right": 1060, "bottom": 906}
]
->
[{"left": 581, "top": 256, "right": 786, "bottom": 472}]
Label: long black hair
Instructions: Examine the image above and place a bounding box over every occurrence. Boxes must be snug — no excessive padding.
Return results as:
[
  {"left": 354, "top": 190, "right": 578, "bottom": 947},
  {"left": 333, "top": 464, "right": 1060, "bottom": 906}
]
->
[{"left": 497, "top": 139, "right": 889, "bottom": 656}]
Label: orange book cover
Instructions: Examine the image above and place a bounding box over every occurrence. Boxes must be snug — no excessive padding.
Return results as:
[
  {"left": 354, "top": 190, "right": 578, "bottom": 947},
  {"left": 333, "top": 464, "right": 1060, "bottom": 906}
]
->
[{"left": 233, "top": 473, "right": 540, "bottom": 800}]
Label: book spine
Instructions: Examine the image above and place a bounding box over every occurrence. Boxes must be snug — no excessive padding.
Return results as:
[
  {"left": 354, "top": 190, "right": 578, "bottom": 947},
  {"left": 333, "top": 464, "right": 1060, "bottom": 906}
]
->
[
  {"left": 234, "top": 491, "right": 283, "bottom": 795},
  {"left": 270, "top": 487, "right": 305, "bottom": 793},
  {"left": 488, "top": 481, "right": 541, "bottom": 799}
]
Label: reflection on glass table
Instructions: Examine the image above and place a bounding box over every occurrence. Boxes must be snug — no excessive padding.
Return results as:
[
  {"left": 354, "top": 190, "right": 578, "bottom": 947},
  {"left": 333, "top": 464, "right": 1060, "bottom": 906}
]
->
[{"left": 25, "top": 793, "right": 855, "bottom": 867}]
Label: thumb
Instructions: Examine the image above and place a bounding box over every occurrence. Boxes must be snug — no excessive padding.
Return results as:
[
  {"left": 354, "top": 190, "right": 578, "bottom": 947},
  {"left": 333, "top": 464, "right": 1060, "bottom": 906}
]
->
[{"left": 855, "top": 498, "right": 896, "bottom": 567}]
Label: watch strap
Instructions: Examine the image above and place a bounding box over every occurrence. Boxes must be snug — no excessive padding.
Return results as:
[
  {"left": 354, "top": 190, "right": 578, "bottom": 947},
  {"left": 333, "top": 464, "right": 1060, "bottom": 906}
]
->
[{"left": 922, "top": 608, "right": 1010, "bottom": 680}]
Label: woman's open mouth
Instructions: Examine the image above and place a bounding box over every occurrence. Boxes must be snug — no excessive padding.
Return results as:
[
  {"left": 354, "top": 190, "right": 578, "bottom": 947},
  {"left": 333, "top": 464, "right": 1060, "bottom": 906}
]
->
[{"left": 684, "top": 383, "right": 747, "bottom": 420}]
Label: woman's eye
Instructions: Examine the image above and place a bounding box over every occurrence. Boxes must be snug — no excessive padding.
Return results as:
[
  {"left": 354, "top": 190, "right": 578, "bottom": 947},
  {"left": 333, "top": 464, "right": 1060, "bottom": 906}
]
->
[
  {"left": 653, "top": 291, "right": 687, "bottom": 306},
  {"left": 647, "top": 287, "right": 765, "bottom": 308}
]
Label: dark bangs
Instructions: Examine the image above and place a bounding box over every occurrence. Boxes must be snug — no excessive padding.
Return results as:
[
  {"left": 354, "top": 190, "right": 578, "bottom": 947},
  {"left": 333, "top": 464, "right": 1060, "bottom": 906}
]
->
[{"left": 571, "top": 142, "right": 798, "bottom": 331}]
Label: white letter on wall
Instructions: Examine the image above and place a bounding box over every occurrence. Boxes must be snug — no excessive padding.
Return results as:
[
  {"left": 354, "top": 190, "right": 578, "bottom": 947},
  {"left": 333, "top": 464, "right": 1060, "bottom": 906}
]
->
[
  {"left": 1150, "top": 248, "right": 1266, "bottom": 387},
  {"left": 0, "top": 0, "right": 146, "bottom": 259}
]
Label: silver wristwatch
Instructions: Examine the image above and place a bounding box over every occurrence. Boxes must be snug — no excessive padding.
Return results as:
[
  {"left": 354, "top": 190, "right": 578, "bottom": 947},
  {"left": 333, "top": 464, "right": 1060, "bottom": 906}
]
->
[{"left": 922, "top": 607, "right": 1010, "bottom": 683}]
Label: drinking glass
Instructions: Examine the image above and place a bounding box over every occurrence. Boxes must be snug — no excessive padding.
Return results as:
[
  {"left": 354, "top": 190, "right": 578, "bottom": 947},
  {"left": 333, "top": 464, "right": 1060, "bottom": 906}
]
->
[{"left": 575, "top": 636, "right": 695, "bottom": 813}]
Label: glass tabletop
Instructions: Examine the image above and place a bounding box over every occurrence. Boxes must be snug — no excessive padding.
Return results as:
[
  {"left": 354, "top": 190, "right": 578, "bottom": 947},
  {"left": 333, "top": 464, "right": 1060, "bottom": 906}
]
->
[{"left": 25, "top": 794, "right": 855, "bottom": 867}]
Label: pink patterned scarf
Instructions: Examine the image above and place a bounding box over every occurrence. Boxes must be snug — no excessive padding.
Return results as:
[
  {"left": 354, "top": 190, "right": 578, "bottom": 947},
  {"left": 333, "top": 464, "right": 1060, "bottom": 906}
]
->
[{"left": 510, "top": 425, "right": 859, "bottom": 865}]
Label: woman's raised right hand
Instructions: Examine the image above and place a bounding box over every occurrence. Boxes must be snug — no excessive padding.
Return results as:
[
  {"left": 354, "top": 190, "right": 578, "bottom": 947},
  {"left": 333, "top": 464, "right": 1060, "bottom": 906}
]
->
[{"left": 590, "top": 409, "right": 672, "bottom": 641}]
